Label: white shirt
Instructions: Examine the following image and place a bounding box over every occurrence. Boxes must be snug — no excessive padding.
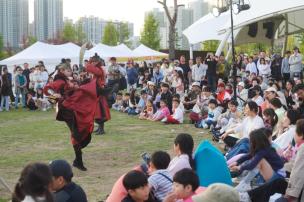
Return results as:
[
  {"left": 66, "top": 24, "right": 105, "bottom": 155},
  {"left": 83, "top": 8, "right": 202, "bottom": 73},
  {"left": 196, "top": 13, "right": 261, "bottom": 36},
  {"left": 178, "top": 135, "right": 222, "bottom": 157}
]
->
[
  {"left": 172, "top": 106, "right": 184, "bottom": 123},
  {"left": 246, "top": 62, "right": 258, "bottom": 74},
  {"left": 192, "top": 63, "right": 207, "bottom": 81},
  {"left": 234, "top": 115, "right": 265, "bottom": 139},
  {"left": 274, "top": 125, "right": 296, "bottom": 150},
  {"left": 289, "top": 53, "right": 303, "bottom": 72},
  {"left": 257, "top": 64, "right": 271, "bottom": 75},
  {"left": 167, "top": 154, "right": 191, "bottom": 177},
  {"left": 252, "top": 96, "right": 264, "bottom": 106}
]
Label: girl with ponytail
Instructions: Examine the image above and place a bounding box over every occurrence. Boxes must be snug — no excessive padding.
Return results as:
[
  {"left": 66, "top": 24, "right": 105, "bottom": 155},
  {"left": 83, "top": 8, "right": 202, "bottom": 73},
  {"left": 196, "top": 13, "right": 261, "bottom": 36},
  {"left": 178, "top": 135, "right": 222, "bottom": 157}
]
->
[
  {"left": 12, "top": 163, "right": 54, "bottom": 202},
  {"left": 167, "top": 133, "right": 195, "bottom": 177}
]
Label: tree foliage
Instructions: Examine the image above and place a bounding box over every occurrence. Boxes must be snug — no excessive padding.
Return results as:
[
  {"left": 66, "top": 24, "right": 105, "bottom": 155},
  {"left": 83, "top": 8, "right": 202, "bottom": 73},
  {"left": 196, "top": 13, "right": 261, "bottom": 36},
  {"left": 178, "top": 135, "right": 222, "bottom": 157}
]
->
[
  {"left": 102, "top": 22, "right": 118, "bottom": 46},
  {"left": 140, "top": 13, "right": 161, "bottom": 50},
  {"left": 75, "top": 22, "right": 86, "bottom": 45},
  {"left": 201, "top": 40, "right": 220, "bottom": 52},
  {"left": 118, "top": 22, "right": 130, "bottom": 45},
  {"left": 295, "top": 32, "right": 304, "bottom": 54},
  {"left": 62, "top": 22, "right": 77, "bottom": 42},
  {"left": 0, "top": 34, "right": 5, "bottom": 59}
]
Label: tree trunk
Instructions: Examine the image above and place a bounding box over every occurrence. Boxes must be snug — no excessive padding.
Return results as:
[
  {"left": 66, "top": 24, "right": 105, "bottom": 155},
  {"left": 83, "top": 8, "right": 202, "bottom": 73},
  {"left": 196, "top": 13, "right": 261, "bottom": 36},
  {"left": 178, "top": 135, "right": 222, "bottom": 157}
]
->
[{"left": 169, "top": 25, "right": 176, "bottom": 60}]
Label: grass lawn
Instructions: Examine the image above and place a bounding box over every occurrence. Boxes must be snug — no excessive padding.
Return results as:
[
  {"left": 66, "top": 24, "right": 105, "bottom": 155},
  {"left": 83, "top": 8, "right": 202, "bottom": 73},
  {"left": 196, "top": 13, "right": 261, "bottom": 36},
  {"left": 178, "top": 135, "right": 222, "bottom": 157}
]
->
[{"left": 0, "top": 109, "right": 213, "bottom": 201}]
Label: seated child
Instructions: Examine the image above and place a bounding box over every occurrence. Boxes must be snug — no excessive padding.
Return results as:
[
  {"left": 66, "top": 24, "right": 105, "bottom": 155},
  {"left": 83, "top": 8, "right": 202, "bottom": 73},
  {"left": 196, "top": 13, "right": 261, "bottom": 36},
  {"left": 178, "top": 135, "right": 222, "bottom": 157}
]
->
[
  {"left": 148, "top": 99, "right": 170, "bottom": 122},
  {"left": 127, "top": 89, "right": 140, "bottom": 115},
  {"left": 136, "top": 90, "right": 151, "bottom": 114},
  {"left": 122, "top": 170, "right": 156, "bottom": 202},
  {"left": 212, "top": 100, "right": 242, "bottom": 139},
  {"left": 163, "top": 168, "right": 200, "bottom": 202},
  {"left": 121, "top": 93, "right": 130, "bottom": 113},
  {"left": 26, "top": 93, "right": 38, "bottom": 111},
  {"left": 148, "top": 151, "right": 173, "bottom": 201},
  {"left": 112, "top": 92, "right": 123, "bottom": 111},
  {"left": 139, "top": 99, "right": 155, "bottom": 120},
  {"left": 162, "top": 99, "right": 184, "bottom": 124},
  {"left": 195, "top": 99, "right": 221, "bottom": 129},
  {"left": 36, "top": 88, "right": 50, "bottom": 111}
]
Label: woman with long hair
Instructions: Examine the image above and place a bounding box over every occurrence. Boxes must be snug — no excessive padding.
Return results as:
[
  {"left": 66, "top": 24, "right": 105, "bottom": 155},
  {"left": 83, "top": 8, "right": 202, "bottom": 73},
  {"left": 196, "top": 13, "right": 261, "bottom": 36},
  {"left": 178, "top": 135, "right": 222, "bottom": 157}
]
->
[
  {"left": 12, "top": 163, "right": 54, "bottom": 202},
  {"left": 167, "top": 133, "right": 195, "bottom": 176}
]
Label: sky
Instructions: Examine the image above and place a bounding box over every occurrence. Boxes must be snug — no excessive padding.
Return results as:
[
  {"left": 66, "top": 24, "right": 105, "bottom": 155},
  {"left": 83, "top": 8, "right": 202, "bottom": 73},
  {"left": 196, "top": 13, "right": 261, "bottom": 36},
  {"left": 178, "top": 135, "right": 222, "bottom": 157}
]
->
[{"left": 29, "top": 0, "right": 201, "bottom": 36}]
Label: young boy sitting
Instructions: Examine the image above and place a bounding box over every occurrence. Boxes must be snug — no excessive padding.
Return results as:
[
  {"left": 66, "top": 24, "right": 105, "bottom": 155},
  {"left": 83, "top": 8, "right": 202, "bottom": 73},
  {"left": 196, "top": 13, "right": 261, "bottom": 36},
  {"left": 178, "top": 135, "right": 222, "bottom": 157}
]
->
[
  {"left": 163, "top": 168, "right": 199, "bottom": 202},
  {"left": 112, "top": 92, "right": 124, "bottom": 111},
  {"left": 148, "top": 151, "right": 173, "bottom": 202},
  {"left": 195, "top": 99, "right": 221, "bottom": 129},
  {"left": 121, "top": 93, "right": 130, "bottom": 113},
  {"left": 122, "top": 170, "right": 155, "bottom": 202}
]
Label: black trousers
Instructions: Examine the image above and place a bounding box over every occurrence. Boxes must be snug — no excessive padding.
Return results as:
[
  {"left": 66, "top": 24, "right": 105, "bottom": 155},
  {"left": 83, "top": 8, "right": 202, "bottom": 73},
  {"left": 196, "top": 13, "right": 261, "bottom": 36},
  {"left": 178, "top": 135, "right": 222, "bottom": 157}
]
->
[
  {"left": 223, "top": 136, "right": 239, "bottom": 148},
  {"left": 248, "top": 178, "right": 288, "bottom": 202}
]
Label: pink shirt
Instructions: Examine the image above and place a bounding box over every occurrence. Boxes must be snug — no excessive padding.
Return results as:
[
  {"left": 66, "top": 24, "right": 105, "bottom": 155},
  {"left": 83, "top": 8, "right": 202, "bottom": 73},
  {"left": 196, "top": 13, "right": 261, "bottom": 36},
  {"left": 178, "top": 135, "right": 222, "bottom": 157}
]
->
[{"left": 152, "top": 107, "right": 170, "bottom": 120}]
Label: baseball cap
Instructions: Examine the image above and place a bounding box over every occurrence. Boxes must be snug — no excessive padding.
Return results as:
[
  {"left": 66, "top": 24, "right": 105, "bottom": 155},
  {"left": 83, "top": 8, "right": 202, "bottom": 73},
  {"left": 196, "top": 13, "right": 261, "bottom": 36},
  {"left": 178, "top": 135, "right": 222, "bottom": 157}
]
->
[
  {"left": 49, "top": 160, "right": 73, "bottom": 181},
  {"left": 192, "top": 82, "right": 201, "bottom": 87},
  {"left": 192, "top": 183, "right": 239, "bottom": 202},
  {"left": 265, "top": 87, "right": 277, "bottom": 93},
  {"left": 147, "top": 81, "right": 156, "bottom": 86},
  {"left": 237, "top": 82, "right": 245, "bottom": 88}
]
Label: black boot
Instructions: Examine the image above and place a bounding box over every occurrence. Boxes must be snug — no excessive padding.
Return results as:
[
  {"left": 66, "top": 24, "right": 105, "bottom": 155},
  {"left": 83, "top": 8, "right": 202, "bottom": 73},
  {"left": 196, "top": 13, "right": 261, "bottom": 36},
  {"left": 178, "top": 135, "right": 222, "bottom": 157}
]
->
[
  {"left": 94, "top": 125, "right": 101, "bottom": 134},
  {"left": 96, "top": 122, "right": 105, "bottom": 135},
  {"left": 72, "top": 146, "right": 87, "bottom": 171}
]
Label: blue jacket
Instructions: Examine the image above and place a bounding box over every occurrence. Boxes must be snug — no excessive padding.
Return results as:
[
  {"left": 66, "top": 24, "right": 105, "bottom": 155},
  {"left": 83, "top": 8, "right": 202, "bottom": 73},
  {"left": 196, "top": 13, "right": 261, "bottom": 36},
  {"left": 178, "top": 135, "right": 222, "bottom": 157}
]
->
[{"left": 126, "top": 67, "right": 138, "bottom": 85}]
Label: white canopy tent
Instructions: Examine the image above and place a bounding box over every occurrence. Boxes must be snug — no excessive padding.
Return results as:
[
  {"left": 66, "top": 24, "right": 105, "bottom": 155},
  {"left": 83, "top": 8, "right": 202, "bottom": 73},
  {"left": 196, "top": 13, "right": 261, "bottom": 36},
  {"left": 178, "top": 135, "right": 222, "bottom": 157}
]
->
[
  {"left": 183, "top": 0, "right": 304, "bottom": 56},
  {"left": 84, "top": 43, "right": 135, "bottom": 59},
  {"left": 0, "top": 42, "right": 80, "bottom": 71},
  {"left": 133, "top": 44, "right": 168, "bottom": 58}
]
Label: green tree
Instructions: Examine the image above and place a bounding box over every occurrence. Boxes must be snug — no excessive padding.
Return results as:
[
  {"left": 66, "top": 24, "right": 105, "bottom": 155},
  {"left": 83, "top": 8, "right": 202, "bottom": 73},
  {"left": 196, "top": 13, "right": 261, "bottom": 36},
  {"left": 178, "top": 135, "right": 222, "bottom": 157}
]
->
[
  {"left": 295, "top": 32, "right": 304, "bottom": 54},
  {"left": 102, "top": 22, "right": 118, "bottom": 46},
  {"left": 140, "top": 13, "right": 160, "bottom": 50},
  {"left": 0, "top": 34, "right": 4, "bottom": 59},
  {"left": 75, "top": 22, "right": 86, "bottom": 45},
  {"left": 201, "top": 40, "right": 220, "bottom": 52},
  {"left": 118, "top": 22, "right": 130, "bottom": 45},
  {"left": 62, "top": 22, "right": 77, "bottom": 42}
]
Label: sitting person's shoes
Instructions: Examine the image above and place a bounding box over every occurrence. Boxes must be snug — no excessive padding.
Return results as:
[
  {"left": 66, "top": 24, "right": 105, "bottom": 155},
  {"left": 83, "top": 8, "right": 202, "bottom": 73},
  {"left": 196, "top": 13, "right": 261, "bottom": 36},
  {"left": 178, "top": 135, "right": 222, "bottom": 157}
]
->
[{"left": 161, "top": 117, "right": 167, "bottom": 123}]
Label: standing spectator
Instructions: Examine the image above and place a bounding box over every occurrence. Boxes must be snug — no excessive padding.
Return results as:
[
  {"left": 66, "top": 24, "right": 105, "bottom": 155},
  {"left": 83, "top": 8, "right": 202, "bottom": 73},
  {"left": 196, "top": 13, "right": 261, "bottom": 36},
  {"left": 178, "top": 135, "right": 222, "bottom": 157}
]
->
[
  {"left": 126, "top": 61, "right": 138, "bottom": 91},
  {"left": 179, "top": 55, "right": 191, "bottom": 90},
  {"left": 28, "top": 67, "right": 35, "bottom": 91},
  {"left": 14, "top": 66, "right": 27, "bottom": 109},
  {"left": 257, "top": 58, "right": 271, "bottom": 78},
  {"left": 217, "top": 55, "right": 230, "bottom": 81},
  {"left": 281, "top": 51, "right": 291, "bottom": 83},
  {"left": 22, "top": 63, "right": 30, "bottom": 89},
  {"left": 271, "top": 54, "right": 282, "bottom": 81},
  {"left": 107, "top": 57, "right": 122, "bottom": 93},
  {"left": 246, "top": 56, "right": 258, "bottom": 75},
  {"left": 191, "top": 57, "right": 207, "bottom": 84},
  {"left": 33, "top": 65, "right": 44, "bottom": 91},
  {"left": 0, "top": 67, "right": 12, "bottom": 111},
  {"left": 40, "top": 65, "right": 49, "bottom": 88},
  {"left": 205, "top": 53, "right": 218, "bottom": 92},
  {"left": 289, "top": 47, "right": 303, "bottom": 79},
  {"left": 152, "top": 63, "right": 164, "bottom": 87}
]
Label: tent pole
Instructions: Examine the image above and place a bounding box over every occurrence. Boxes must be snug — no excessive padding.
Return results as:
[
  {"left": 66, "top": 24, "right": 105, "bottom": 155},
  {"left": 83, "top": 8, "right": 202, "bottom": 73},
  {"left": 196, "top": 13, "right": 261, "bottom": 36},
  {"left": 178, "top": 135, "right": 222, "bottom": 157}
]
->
[
  {"left": 189, "top": 44, "right": 194, "bottom": 60},
  {"left": 216, "top": 30, "right": 231, "bottom": 56},
  {"left": 282, "top": 14, "right": 289, "bottom": 56}
]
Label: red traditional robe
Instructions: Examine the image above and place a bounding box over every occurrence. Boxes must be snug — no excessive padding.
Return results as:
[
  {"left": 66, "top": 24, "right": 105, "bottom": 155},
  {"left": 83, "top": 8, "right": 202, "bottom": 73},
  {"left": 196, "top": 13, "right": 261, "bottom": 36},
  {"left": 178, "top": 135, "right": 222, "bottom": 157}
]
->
[{"left": 86, "top": 63, "right": 111, "bottom": 122}]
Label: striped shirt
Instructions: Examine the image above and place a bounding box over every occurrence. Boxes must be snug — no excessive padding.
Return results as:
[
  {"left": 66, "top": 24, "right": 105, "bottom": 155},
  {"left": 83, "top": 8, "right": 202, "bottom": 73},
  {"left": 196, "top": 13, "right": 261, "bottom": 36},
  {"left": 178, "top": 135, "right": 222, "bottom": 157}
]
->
[{"left": 148, "top": 170, "right": 173, "bottom": 201}]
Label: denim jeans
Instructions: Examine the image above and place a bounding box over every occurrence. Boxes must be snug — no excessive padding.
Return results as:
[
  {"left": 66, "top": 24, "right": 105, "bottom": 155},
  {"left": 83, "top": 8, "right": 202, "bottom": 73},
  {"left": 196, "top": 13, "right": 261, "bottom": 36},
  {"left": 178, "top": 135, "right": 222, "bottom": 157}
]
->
[
  {"left": 0, "top": 96, "right": 10, "bottom": 111},
  {"left": 15, "top": 91, "right": 26, "bottom": 107}
]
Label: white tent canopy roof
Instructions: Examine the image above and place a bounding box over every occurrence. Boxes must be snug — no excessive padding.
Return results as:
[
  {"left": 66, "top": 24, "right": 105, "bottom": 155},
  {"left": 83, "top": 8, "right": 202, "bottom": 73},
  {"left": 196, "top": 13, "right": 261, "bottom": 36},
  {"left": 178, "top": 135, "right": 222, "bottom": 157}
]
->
[
  {"left": 183, "top": 0, "right": 304, "bottom": 45},
  {"left": 84, "top": 43, "right": 134, "bottom": 58},
  {"left": 183, "top": 13, "right": 229, "bottom": 44},
  {"left": 0, "top": 42, "right": 80, "bottom": 70},
  {"left": 133, "top": 44, "right": 168, "bottom": 57}
]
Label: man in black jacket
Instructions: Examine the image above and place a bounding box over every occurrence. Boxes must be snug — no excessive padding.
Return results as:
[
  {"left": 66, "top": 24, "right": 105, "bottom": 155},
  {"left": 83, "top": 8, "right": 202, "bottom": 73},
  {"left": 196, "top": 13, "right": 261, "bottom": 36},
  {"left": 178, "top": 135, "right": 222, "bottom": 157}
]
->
[{"left": 49, "top": 160, "right": 88, "bottom": 202}]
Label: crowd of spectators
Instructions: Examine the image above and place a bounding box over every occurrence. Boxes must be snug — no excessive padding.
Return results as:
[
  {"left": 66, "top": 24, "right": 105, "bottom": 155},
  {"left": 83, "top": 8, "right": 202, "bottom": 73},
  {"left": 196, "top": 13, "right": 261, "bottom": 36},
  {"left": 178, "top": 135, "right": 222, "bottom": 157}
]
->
[{"left": 3, "top": 46, "right": 304, "bottom": 202}]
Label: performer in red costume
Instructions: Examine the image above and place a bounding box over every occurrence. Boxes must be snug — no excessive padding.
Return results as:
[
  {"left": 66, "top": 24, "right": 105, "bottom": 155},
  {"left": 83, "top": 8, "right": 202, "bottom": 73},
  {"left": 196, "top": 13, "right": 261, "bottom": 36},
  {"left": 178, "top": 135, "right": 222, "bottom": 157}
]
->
[
  {"left": 85, "top": 55, "right": 111, "bottom": 135},
  {"left": 44, "top": 64, "right": 99, "bottom": 171}
]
